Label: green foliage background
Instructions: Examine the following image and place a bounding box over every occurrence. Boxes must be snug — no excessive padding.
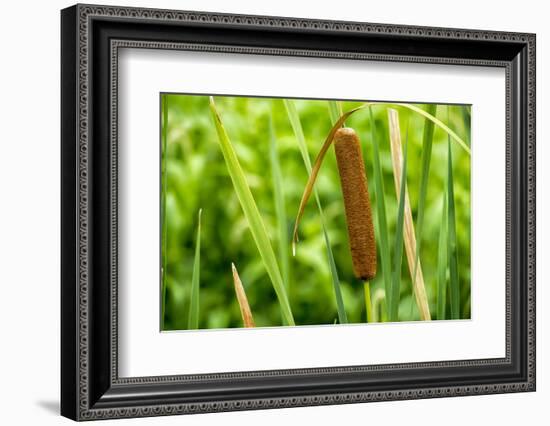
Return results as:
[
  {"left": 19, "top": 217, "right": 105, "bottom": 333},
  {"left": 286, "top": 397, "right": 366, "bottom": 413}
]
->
[{"left": 161, "top": 94, "right": 471, "bottom": 330}]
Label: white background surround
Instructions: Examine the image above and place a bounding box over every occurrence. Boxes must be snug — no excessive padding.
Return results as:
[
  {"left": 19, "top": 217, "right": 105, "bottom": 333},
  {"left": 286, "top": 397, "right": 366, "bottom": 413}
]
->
[
  {"left": 118, "top": 48, "right": 506, "bottom": 377},
  {"left": 0, "top": 0, "right": 547, "bottom": 425}
]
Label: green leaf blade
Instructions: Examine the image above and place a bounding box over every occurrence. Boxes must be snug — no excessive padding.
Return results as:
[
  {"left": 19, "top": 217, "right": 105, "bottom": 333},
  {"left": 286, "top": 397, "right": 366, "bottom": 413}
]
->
[
  {"left": 269, "top": 114, "right": 291, "bottom": 324},
  {"left": 447, "top": 137, "right": 460, "bottom": 319},
  {"left": 368, "top": 106, "right": 392, "bottom": 320},
  {"left": 437, "top": 195, "right": 448, "bottom": 320},
  {"left": 394, "top": 103, "right": 470, "bottom": 155},
  {"left": 161, "top": 94, "right": 168, "bottom": 330},
  {"left": 187, "top": 209, "right": 202, "bottom": 330},
  {"left": 390, "top": 137, "right": 408, "bottom": 322},
  {"left": 284, "top": 99, "right": 348, "bottom": 324},
  {"left": 414, "top": 104, "right": 437, "bottom": 266},
  {"left": 209, "top": 97, "right": 295, "bottom": 326}
]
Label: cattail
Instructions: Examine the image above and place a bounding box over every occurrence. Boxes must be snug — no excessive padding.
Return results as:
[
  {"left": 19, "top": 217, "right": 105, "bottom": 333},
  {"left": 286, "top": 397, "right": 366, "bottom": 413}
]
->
[
  {"left": 333, "top": 128, "right": 377, "bottom": 281},
  {"left": 292, "top": 120, "right": 377, "bottom": 322}
]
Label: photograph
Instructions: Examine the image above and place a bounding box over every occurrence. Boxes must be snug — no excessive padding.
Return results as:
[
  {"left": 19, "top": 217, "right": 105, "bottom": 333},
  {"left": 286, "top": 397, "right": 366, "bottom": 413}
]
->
[
  {"left": 160, "top": 94, "right": 472, "bottom": 331},
  {"left": 57, "top": 3, "right": 535, "bottom": 421}
]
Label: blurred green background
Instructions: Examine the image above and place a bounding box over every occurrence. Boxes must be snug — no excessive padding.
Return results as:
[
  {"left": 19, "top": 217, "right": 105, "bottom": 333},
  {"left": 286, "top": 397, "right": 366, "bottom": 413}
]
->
[{"left": 161, "top": 94, "right": 471, "bottom": 330}]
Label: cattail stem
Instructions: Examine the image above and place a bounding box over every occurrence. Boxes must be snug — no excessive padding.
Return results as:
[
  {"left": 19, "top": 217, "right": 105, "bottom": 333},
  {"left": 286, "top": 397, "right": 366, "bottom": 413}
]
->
[
  {"left": 334, "top": 128, "right": 377, "bottom": 281},
  {"left": 363, "top": 281, "right": 373, "bottom": 323}
]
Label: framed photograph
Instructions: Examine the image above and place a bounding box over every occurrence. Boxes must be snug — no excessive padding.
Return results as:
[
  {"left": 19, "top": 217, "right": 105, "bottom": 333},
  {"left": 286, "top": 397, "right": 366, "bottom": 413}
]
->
[{"left": 61, "top": 4, "right": 536, "bottom": 421}]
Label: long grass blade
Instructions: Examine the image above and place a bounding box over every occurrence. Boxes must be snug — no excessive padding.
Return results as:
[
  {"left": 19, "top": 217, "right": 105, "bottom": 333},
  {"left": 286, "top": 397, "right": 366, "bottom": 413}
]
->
[
  {"left": 269, "top": 114, "right": 290, "bottom": 325},
  {"left": 161, "top": 94, "right": 168, "bottom": 330},
  {"left": 209, "top": 97, "right": 295, "bottom": 326},
  {"left": 393, "top": 103, "right": 470, "bottom": 154},
  {"left": 268, "top": 115, "right": 290, "bottom": 292},
  {"left": 388, "top": 111, "right": 408, "bottom": 321},
  {"left": 187, "top": 209, "right": 202, "bottom": 329},
  {"left": 290, "top": 105, "right": 360, "bottom": 248},
  {"left": 231, "top": 263, "right": 255, "bottom": 327},
  {"left": 388, "top": 110, "right": 431, "bottom": 321},
  {"left": 412, "top": 104, "right": 437, "bottom": 289},
  {"left": 437, "top": 194, "right": 448, "bottom": 320},
  {"left": 284, "top": 99, "right": 347, "bottom": 323},
  {"left": 409, "top": 104, "right": 437, "bottom": 319},
  {"left": 368, "top": 106, "right": 392, "bottom": 318},
  {"left": 447, "top": 133, "right": 460, "bottom": 319}
]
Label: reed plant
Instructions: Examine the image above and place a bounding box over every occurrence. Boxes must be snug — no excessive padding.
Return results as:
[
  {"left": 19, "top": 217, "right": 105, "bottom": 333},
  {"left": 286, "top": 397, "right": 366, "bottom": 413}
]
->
[{"left": 160, "top": 94, "right": 471, "bottom": 329}]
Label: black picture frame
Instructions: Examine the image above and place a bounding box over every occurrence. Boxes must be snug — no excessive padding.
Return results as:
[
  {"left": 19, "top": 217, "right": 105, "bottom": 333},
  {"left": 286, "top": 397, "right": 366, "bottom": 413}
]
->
[{"left": 61, "top": 3, "right": 536, "bottom": 421}]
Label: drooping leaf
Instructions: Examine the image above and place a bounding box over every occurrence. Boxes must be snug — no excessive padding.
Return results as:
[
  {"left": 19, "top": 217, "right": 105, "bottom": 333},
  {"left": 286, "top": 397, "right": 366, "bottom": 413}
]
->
[
  {"left": 291, "top": 105, "right": 361, "bottom": 248},
  {"left": 284, "top": 99, "right": 347, "bottom": 324},
  {"left": 292, "top": 101, "right": 469, "bottom": 250},
  {"left": 394, "top": 103, "right": 469, "bottom": 154}
]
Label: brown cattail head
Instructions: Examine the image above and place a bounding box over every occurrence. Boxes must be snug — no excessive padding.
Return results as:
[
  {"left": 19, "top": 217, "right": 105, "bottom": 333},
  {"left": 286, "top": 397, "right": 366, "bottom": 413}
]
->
[{"left": 334, "top": 127, "right": 377, "bottom": 281}]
